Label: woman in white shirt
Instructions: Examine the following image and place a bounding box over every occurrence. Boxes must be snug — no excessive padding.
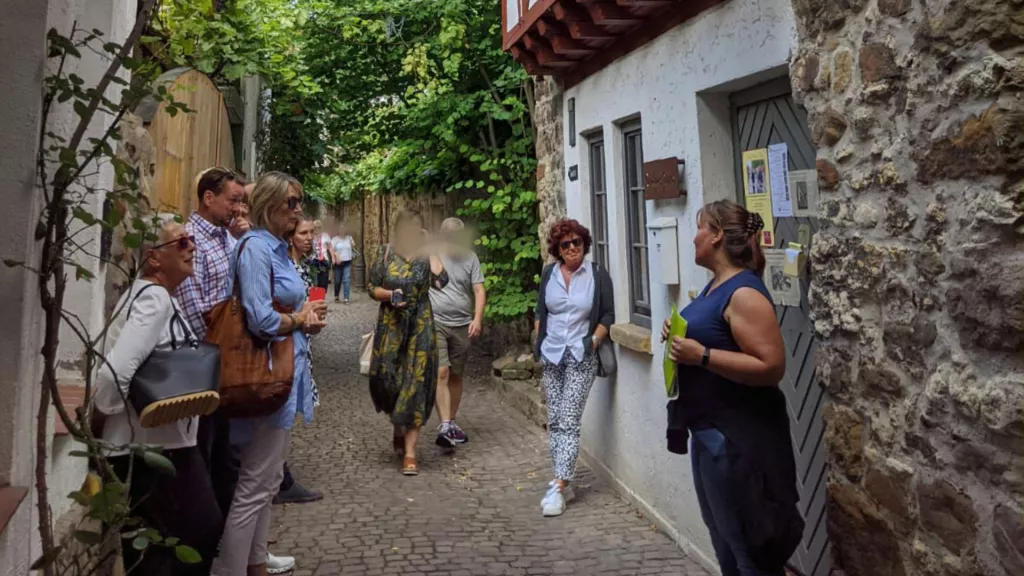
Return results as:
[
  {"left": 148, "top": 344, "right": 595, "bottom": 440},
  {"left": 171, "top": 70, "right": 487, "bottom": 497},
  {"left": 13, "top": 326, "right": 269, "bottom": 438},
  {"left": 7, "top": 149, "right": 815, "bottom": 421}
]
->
[
  {"left": 330, "top": 224, "right": 357, "bottom": 303},
  {"left": 532, "top": 219, "right": 615, "bottom": 517},
  {"left": 95, "top": 214, "right": 223, "bottom": 576}
]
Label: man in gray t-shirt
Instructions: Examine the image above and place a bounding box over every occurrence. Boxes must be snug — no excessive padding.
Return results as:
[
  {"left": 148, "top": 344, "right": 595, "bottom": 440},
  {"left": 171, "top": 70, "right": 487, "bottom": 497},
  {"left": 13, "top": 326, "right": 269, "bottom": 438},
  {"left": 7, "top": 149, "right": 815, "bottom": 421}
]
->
[{"left": 429, "top": 218, "right": 486, "bottom": 448}]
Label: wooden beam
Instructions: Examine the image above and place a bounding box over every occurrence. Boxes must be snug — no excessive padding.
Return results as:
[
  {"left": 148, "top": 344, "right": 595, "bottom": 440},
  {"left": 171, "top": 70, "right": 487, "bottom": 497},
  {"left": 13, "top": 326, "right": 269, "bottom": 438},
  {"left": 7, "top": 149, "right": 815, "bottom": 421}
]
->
[
  {"left": 535, "top": 18, "right": 562, "bottom": 39},
  {"left": 585, "top": 2, "right": 642, "bottom": 25},
  {"left": 536, "top": 19, "right": 598, "bottom": 55},
  {"left": 522, "top": 32, "right": 546, "bottom": 53},
  {"left": 567, "top": 21, "right": 616, "bottom": 39},
  {"left": 534, "top": 43, "right": 576, "bottom": 68},
  {"left": 550, "top": 35, "right": 595, "bottom": 56},
  {"left": 564, "top": 0, "right": 726, "bottom": 88},
  {"left": 615, "top": 0, "right": 676, "bottom": 6},
  {"left": 552, "top": 1, "right": 588, "bottom": 22},
  {"left": 510, "top": 45, "right": 556, "bottom": 76}
]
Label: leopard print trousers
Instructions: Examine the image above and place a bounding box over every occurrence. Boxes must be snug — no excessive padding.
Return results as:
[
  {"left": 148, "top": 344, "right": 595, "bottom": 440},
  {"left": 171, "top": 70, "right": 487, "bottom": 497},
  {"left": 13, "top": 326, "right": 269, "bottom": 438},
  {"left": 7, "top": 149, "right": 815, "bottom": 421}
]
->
[{"left": 542, "top": 350, "right": 599, "bottom": 481}]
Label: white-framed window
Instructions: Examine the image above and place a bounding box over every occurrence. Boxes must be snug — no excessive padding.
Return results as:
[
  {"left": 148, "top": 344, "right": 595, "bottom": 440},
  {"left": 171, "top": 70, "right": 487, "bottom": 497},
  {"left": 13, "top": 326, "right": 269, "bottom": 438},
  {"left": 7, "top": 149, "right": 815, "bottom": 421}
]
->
[
  {"left": 623, "top": 122, "right": 650, "bottom": 327},
  {"left": 588, "top": 137, "right": 610, "bottom": 271}
]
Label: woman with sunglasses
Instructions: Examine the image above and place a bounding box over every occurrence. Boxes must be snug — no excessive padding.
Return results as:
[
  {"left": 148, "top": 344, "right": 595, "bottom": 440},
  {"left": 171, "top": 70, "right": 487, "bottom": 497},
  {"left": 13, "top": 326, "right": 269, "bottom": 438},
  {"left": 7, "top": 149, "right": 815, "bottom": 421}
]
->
[
  {"left": 95, "top": 215, "right": 223, "bottom": 576},
  {"left": 533, "top": 218, "right": 614, "bottom": 517},
  {"left": 211, "top": 172, "right": 327, "bottom": 576}
]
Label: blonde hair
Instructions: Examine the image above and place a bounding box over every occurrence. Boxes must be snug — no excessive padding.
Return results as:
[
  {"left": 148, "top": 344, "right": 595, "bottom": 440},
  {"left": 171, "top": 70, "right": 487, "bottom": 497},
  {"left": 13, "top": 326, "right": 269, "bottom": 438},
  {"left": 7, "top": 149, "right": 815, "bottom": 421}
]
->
[{"left": 249, "top": 171, "right": 302, "bottom": 230}]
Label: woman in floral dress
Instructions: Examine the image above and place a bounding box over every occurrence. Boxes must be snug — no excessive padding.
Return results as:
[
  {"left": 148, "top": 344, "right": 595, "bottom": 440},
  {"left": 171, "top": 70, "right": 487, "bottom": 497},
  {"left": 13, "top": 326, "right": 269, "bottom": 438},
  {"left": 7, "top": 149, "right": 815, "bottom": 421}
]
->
[
  {"left": 288, "top": 217, "right": 320, "bottom": 408},
  {"left": 368, "top": 209, "right": 448, "bottom": 475}
]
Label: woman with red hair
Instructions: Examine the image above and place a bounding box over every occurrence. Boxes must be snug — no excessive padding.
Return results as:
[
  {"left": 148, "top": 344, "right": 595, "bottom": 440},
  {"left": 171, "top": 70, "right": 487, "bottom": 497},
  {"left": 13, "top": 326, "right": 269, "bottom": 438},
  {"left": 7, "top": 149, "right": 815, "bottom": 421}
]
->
[{"left": 533, "top": 218, "right": 615, "bottom": 517}]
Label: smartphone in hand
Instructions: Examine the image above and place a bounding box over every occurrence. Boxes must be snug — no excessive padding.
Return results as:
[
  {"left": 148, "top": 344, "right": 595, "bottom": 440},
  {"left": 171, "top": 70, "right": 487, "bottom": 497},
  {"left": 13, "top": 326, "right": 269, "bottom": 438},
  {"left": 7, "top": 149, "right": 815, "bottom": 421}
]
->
[{"left": 390, "top": 289, "right": 405, "bottom": 305}]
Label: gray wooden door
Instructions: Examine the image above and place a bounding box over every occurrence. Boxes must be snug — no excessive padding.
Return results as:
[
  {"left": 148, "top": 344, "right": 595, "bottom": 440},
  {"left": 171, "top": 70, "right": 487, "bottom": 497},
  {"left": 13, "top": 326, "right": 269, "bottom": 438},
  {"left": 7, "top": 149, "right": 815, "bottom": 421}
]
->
[{"left": 731, "top": 78, "right": 831, "bottom": 576}]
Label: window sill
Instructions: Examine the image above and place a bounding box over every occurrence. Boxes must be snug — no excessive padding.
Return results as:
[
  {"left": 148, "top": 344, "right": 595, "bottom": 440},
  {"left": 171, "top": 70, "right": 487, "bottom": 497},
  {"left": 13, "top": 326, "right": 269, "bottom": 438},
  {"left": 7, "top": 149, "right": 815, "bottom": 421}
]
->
[
  {"left": 55, "top": 382, "right": 89, "bottom": 437},
  {"left": 610, "top": 323, "right": 653, "bottom": 356},
  {"left": 0, "top": 484, "right": 29, "bottom": 535}
]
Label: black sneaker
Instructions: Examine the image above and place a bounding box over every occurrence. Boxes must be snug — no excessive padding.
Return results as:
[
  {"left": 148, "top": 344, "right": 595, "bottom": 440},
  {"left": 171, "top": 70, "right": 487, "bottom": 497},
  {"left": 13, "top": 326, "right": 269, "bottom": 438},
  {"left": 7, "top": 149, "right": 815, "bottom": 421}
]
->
[
  {"left": 448, "top": 422, "right": 468, "bottom": 444},
  {"left": 436, "top": 424, "right": 456, "bottom": 448},
  {"left": 273, "top": 482, "right": 323, "bottom": 505}
]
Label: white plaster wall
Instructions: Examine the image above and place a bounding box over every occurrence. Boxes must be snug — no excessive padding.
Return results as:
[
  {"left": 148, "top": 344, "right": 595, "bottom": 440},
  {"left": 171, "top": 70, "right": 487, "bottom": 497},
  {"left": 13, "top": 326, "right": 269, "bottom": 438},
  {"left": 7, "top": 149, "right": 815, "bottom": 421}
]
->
[
  {"left": 241, "top": 75, "right": 265, "bottom": 177},
  {"left": 0, "top": 0, "right": 60, "bottom": 571},
  {"left": 48, "top": 0, "right": 136, "bottom": 531},
  {"left": 561, "top": 0, "right": 797, "bottom": 567},
  {"left": 0, "top": 0, "right": 134, "bottom": 571}
]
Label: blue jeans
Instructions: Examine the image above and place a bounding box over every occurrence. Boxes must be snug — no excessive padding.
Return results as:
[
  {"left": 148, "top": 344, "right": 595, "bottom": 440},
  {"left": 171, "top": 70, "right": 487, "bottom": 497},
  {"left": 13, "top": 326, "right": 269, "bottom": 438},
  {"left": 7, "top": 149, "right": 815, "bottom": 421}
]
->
[
  {"left": 691, "top": 428, "right": 784, "bottom": 576},
  {"left": 333, "top": 261, "right": 351, "bottom": 300}
]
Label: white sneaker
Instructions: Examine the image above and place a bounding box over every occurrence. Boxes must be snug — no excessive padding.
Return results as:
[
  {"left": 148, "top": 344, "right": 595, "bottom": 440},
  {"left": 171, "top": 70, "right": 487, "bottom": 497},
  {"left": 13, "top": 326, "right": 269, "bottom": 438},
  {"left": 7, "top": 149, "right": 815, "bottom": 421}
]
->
[
  {"left": 267, "top": 552, "right": 296, "bottom": 574},
  {"left": 541, "top": 481, "right": 566, "bottom": 517}
]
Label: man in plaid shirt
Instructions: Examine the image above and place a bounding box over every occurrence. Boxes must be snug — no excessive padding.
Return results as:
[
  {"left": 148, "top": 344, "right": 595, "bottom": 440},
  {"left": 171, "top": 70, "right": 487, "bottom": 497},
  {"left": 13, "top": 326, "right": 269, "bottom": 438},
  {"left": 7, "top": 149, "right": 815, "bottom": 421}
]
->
[{"left": 174, "top": 168, "right": 244, "bottom": 339}]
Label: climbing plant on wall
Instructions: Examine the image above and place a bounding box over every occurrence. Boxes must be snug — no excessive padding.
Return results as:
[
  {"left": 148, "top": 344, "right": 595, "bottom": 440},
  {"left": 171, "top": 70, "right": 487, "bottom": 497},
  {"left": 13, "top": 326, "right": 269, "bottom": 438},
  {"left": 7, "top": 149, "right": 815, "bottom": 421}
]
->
[{"left": 260, "top": 0, "right": 541, "bottom": 322}]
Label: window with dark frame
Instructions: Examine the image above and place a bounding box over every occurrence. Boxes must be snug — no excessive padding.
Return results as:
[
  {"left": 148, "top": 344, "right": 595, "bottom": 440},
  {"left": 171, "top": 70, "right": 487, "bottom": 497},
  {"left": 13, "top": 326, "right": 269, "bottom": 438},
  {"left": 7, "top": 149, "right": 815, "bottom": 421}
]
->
[
  {"left": 588, "top": 138, "right": 609, "bottom": 271},
  {"left": 623, "top": 123, "right": 651, "bottom": 327}
]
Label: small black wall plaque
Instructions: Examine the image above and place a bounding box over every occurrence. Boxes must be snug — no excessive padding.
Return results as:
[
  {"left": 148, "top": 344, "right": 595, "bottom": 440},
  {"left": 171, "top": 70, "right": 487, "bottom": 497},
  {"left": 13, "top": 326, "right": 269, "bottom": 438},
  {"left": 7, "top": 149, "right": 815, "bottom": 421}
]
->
[{"left": 568, "top": 165, "right": 579, "bottom": 181}]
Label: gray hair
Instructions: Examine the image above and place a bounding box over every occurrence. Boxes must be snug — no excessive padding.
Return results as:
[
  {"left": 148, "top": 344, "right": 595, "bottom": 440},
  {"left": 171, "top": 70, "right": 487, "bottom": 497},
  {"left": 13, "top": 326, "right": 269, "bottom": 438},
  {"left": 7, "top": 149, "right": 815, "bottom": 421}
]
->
[
  {"left": 440, "top": 217, "right": 465, "bottom": 233},
  {"left": 138, "top": 212, "right": 183, "bottom": 273},
  {"left": 250, "top": 171, "right": 303, "bottom": 230}
]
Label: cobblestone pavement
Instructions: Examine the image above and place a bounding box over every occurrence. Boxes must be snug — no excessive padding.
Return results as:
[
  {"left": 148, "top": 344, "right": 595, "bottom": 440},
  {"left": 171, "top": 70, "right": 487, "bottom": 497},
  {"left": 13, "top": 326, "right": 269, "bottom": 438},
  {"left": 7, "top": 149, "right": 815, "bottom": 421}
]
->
[{"left": 272, "top": 295, "right": 709, "bottom": 576}]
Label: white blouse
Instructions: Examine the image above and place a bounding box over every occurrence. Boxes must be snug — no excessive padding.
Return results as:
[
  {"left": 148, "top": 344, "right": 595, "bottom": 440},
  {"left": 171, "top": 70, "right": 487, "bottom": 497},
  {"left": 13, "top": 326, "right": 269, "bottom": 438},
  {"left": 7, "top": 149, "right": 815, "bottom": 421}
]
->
[
  {"left": 541, "top": 261, "right": 595, "bottom": 364},
  {"left": 95, "top": 279, "right": 198, "bottom": 454}
]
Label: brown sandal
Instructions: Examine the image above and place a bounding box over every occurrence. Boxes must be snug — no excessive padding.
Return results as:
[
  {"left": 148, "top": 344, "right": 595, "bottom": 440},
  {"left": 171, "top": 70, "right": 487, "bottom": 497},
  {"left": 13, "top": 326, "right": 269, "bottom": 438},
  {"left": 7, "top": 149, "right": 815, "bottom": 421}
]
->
[{"left": 401, "top": 456, "right": 419, "bottom": 476}]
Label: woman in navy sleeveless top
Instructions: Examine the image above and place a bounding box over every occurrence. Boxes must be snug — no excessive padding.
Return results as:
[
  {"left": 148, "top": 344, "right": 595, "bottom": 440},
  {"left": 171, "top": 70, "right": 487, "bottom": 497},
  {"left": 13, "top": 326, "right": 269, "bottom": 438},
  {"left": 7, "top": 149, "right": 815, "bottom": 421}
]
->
[{"left": 660, "top": 201, "right": 803, "bottom": 576}]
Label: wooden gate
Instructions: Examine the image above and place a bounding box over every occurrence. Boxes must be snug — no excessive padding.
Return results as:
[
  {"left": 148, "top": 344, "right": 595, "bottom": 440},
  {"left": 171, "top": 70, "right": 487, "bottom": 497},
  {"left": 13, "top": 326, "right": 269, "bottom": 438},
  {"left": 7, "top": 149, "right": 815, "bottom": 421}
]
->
[
  {"left": 731, "top": 77, "right": 830, "bottom": 576},
  {"left": 136, "top": 68, "right": 236, "bottom": 214}
]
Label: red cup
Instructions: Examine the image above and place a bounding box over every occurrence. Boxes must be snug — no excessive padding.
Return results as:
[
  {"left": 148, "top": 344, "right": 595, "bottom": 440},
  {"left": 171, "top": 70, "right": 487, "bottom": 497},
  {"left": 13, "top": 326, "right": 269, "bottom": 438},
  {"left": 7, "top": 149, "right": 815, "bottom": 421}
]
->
[{"left": 309, "top": 287, "right": 326, "bottom": 302}]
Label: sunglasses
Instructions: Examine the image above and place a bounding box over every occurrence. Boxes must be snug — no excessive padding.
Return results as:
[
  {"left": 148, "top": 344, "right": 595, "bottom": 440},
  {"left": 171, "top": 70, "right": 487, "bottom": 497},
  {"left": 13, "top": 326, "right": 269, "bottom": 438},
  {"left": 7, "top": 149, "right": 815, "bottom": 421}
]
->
[
  {"left": 286, "top": 195, "right": 304, "bottom": 210},
  {"left": 153, "top": 235, "right": 195, "bottom": 251},
  {"left": 559, "top": 238, "right": 583, "bottom": 250}
]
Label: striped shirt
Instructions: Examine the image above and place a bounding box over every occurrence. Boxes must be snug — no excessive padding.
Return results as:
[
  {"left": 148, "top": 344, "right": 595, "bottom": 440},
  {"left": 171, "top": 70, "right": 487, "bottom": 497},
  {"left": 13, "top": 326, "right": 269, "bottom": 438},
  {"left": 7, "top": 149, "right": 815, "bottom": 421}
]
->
[{"left": 173, "top": 212, "right": 231, "bottom": 339}]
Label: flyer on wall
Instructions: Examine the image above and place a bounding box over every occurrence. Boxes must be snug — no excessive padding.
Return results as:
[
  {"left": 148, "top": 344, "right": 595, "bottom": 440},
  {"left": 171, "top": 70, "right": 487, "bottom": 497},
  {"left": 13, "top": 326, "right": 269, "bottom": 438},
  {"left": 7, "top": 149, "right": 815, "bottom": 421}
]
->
[
  {"left": 789, "top": 169, "right": 820, "bottom": 218},
  {"left": 741, "top": 148, "right": 776, "bottom": 246},
  {"left": 763, "top": 249, "right": 802, "bottom": 307},
  {"left": 767, "top": 143, "right": 792, "bottom": 218}
]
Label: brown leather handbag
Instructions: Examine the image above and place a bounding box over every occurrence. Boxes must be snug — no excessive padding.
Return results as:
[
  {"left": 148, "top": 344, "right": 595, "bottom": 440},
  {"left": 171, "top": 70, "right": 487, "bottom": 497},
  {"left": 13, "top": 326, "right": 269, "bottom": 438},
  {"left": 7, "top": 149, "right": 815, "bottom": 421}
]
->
[{"left": 204, "top": 238, "right": 294, "bottom": 418}]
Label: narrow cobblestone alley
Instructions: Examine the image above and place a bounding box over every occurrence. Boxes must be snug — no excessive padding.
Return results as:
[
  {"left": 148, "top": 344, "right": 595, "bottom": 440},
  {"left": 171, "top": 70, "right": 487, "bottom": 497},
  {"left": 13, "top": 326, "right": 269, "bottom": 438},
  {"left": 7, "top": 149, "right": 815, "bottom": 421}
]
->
[{"left": 269, "top": 295, "right": 708, "bottom": 576}]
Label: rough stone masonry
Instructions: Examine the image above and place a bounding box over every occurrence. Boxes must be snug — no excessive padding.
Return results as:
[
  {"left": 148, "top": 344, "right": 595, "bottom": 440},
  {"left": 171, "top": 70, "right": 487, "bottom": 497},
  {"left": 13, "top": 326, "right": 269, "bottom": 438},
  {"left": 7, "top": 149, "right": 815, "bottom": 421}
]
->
[{"left": 790, "top": 1, "right": 1024, "bottom": 575}]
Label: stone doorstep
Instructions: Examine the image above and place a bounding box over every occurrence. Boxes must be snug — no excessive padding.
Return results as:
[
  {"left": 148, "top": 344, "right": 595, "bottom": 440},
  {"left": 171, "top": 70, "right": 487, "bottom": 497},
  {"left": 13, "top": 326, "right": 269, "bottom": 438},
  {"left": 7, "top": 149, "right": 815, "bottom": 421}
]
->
[{"left": 490, "top": 375, "right": 547, "bottom": 430}]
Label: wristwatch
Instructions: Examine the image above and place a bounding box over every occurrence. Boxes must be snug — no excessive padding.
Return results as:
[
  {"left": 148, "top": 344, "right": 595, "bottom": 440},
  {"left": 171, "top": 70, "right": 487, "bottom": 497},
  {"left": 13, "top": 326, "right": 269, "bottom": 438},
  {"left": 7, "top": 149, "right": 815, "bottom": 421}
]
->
[{"left": 701, "top": 347, "right": 711, "bottom": 367}]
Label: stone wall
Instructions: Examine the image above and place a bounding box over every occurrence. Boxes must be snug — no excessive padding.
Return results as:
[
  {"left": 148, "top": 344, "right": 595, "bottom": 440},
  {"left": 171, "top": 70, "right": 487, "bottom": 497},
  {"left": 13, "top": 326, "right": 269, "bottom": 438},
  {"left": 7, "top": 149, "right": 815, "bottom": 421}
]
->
[
  {"left": 532, "top": 76, "right": 565, "bottom": 263},
  {"left": 790, "top": 1, "right": 1024, "bottom": 574}
]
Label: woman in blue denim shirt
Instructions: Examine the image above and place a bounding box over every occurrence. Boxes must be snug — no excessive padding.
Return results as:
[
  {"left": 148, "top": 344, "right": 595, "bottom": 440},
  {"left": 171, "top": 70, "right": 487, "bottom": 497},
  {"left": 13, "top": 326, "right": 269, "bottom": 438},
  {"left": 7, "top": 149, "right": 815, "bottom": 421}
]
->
[{"left": 211, "top": 172, "right": 327, "bottom": 576}]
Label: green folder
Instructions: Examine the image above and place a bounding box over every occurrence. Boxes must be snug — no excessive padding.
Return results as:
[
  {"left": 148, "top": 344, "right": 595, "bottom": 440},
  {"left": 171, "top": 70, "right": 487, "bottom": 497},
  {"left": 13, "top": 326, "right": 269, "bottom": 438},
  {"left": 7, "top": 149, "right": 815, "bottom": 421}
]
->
[{"left": 663, "top": 304, "right": 688, "bottom": 399}]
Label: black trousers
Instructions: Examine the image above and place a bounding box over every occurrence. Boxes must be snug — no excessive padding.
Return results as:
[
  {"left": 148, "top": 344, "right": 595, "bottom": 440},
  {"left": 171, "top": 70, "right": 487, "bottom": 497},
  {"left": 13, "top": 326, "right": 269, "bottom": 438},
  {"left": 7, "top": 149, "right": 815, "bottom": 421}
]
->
[
  {"left": 110, "top": 446, "right": 223, "bottom": 576},
  {"left": 197, "top": 412, "right": 235, "bottom": 516}
]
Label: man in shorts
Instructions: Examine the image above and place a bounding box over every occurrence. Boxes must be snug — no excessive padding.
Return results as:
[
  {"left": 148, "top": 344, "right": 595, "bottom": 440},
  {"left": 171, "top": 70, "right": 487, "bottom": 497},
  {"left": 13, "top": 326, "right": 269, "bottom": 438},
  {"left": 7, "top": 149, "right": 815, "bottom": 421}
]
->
[{"left": 429, "top": 218, "right": 486, "bottom": 447}]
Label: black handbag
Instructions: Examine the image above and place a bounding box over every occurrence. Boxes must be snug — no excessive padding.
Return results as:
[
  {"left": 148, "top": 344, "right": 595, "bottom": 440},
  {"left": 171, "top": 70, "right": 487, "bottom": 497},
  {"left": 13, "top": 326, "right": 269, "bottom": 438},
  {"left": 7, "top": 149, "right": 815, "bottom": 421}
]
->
[{"left": 124, "top": 284, "right": 221, "bottom": 428}]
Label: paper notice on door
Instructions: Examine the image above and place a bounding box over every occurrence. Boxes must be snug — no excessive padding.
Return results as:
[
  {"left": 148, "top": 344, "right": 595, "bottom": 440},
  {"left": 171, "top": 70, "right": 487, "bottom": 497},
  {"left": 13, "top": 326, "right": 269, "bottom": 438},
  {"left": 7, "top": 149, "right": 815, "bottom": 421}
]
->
[
  {"left": 764, "top": 249, "right": 802, "bottom": 307},
  {"left": 768, "top": 143, "right": 792, "bottom": 218},
  {"left": 790, "top": 169, "right": 820, "bottom": 218},
  {"left": 742, "top": 148, "right": 776, "bottom": 246}
]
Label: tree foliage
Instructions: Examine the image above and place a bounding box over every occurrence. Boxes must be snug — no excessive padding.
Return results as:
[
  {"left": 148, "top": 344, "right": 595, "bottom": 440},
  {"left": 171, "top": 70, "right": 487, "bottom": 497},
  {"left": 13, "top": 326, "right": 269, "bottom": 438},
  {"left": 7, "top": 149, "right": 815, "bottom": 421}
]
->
[
  {"left": 144, "top": 0, "right": 319, "bottom": 97},
  {"left": 261, "top": 0, "right": 540, "bottom": 322}
]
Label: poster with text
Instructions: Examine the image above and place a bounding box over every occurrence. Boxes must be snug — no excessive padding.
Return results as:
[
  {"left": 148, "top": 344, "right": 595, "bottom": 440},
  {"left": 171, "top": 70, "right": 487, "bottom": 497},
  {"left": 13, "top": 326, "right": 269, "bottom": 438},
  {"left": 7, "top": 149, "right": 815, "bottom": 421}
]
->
[
  {"left": 763, "top": 249, "right": 802, "bottom": 307},
  {"left": 742, "top": 148, "right": 776, "bottom": 246},
  {"left": 768, "top": 143, "right": 792, "bottom": 218},
  {"left": 789, "top": 169, "right": 820, "bottom": 218}
]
